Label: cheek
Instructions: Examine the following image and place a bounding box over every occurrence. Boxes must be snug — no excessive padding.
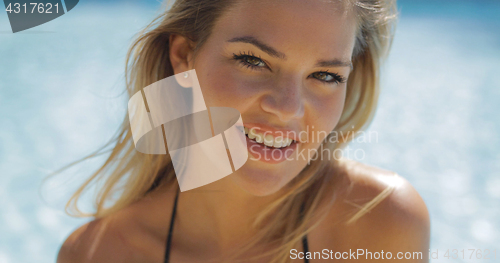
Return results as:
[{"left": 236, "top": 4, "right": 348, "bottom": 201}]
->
[
  {"left": 196, "top": 61, "right": 260, "bottom": 110},
  {"left": 308, "top": 86, "right": 346, "bottom": 139}
]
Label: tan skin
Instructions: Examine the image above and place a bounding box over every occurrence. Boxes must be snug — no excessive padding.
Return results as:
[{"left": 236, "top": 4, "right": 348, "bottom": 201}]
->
[{"left": 57, "top": 0, "right": 430, "bottom": 262}]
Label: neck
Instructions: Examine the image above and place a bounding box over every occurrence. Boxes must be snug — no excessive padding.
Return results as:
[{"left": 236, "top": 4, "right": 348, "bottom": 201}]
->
[{"left": 173, "top": 174, "right": 284, "bottom": 254}]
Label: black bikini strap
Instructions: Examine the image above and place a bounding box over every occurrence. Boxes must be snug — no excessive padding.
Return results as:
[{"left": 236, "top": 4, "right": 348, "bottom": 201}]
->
[
  {"left": 165, "top": 190, "right": 309, "bottom": 263},
  {"left": 299, "top": 199, "right": 310, "bottom": 263},
  {"left": 164, "top": 187, "right": 180, "bottom": 263},
  {"left": 302, "top": 235, "right": 310, "bottom": 263}
]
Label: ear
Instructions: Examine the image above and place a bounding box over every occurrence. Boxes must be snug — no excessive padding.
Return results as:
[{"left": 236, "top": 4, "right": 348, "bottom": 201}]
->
[{"left": 170, "top": 34, "right": 195, "bottom": 87}]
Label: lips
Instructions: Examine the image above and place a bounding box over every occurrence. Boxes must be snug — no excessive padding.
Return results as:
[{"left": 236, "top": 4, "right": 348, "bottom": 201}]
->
[
  {"left": 242, "top": 123, "right": 301, "bottom": 142},
  {"left": 244, "top": 126, "right": 295, "bottom": 148},
  {"left": 245, "top": 133, "right": 298, "bottom": 164}
]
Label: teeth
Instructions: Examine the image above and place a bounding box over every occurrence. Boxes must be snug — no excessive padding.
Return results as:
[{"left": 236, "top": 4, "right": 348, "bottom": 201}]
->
[
  {"left": 244, "top": 127, "right": 295, "bottom": 148},
  {"left": 264, "top": 134, "right": 274, "bottom": 147},
  {"left": 273, "top": 138, "right": 283, "bottom": 148},
  {"left": 255, "top": 133, "right": 263, "bottom": 143},
  {"left": 248, "top": 128, "right": 257, "bottom": 139}
]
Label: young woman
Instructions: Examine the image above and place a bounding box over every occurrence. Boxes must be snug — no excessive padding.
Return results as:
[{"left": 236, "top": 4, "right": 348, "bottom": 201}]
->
[{"left": 57, "top": 0, "right": 430, "bottom": 262}]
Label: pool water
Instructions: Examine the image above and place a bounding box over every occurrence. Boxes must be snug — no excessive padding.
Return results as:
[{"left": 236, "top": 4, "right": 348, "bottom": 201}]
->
[{"left": 0, "top": 0, "right": 498, "bottom": 262}]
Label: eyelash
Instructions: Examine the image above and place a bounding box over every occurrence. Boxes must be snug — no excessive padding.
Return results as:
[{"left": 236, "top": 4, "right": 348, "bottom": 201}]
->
[
  {"left": 232, "top": 51, "right": 347, "bottom": 85},
  {"left": 233, "top": 51, "right": 267, "bottom": 71}
]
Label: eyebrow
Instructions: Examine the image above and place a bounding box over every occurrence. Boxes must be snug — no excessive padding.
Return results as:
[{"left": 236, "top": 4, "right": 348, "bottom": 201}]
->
[
  {"left": 227, "top": 36, "right": 353, "bottom": 69},
  {"left": 227, "top": 36, "right": 287, "bottom": 60},
  {"left": 315, "top": 59, "right": 353, "bottom": 69}
]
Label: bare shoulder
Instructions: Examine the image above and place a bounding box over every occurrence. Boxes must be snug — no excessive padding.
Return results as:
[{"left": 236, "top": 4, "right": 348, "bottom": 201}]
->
[
  {"left": 57, "top": 186, "right": 176, "bottom": 263},
  {"left": 337, "top": 159, "right": 430, "bottom": 229},
  {"left": 312, "top": 159, "right": 430, "bottom": 261},
  {"left": 56, "top": 216, "right": 135, "bottom": 263}
]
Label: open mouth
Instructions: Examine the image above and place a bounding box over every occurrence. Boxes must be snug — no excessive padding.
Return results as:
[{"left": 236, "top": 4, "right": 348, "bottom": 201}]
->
[{"left": 244, "top": 126, "right": 297, "bottom": 149}]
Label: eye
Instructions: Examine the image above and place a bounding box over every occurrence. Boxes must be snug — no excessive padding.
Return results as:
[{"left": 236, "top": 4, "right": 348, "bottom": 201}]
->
[
  {"left": 310, "top": 71, "right": 347, "bottom": 85},
  {"left": 243, "top": 56, "right": 266, "bottom": 67},
  {"left": 232, "top": 51, "right": 268, "bottom": 70}
]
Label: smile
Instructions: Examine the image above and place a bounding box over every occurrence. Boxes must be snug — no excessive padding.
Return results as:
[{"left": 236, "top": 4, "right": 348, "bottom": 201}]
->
[
  {"left": 242, "top": 125, "right": 300, "bottom": 164},
  {"left": 244, "top": 126, "right": 297, "bottom": 148}
]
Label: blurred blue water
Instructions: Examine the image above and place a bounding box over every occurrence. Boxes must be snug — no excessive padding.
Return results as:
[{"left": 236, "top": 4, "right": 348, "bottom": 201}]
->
[{"left": 0, "top": 0, "right": 499, "bottom": 262}]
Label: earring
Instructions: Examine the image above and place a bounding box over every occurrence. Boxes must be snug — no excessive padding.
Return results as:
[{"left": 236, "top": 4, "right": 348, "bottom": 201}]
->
[{"left": 183, "top": 72, "right": 189, "bottom": 79}]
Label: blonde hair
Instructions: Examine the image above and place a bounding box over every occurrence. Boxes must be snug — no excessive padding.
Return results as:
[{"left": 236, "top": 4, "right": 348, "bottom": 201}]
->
[{"left": 58, "top": 0, "right": 398, "bottom": 262}]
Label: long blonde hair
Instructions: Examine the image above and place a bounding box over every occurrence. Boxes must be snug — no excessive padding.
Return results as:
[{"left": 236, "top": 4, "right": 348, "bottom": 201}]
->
[{"left": 59, "top": 0, "right": 398, "bottom": 262}]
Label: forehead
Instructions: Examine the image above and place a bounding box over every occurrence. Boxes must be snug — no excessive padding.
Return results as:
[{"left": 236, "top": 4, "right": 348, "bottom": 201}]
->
[{"left": 211, "top": 0, "right": 358, "bottom": 60}]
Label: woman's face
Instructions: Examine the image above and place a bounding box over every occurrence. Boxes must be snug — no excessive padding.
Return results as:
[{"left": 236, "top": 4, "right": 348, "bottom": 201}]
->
[{"left": 186, "top": 0, "right": 357, "bottom": 196}]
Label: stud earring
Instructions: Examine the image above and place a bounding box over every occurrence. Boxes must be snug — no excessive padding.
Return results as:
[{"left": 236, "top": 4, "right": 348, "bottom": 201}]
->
[{"left": 183, "top": 72, "right": 189, "bottom": 79}]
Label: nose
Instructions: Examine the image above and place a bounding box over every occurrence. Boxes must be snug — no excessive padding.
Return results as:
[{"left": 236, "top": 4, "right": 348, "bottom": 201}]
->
[{"left": 260, "top": 77, "right": 305, "bottom": 122}]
